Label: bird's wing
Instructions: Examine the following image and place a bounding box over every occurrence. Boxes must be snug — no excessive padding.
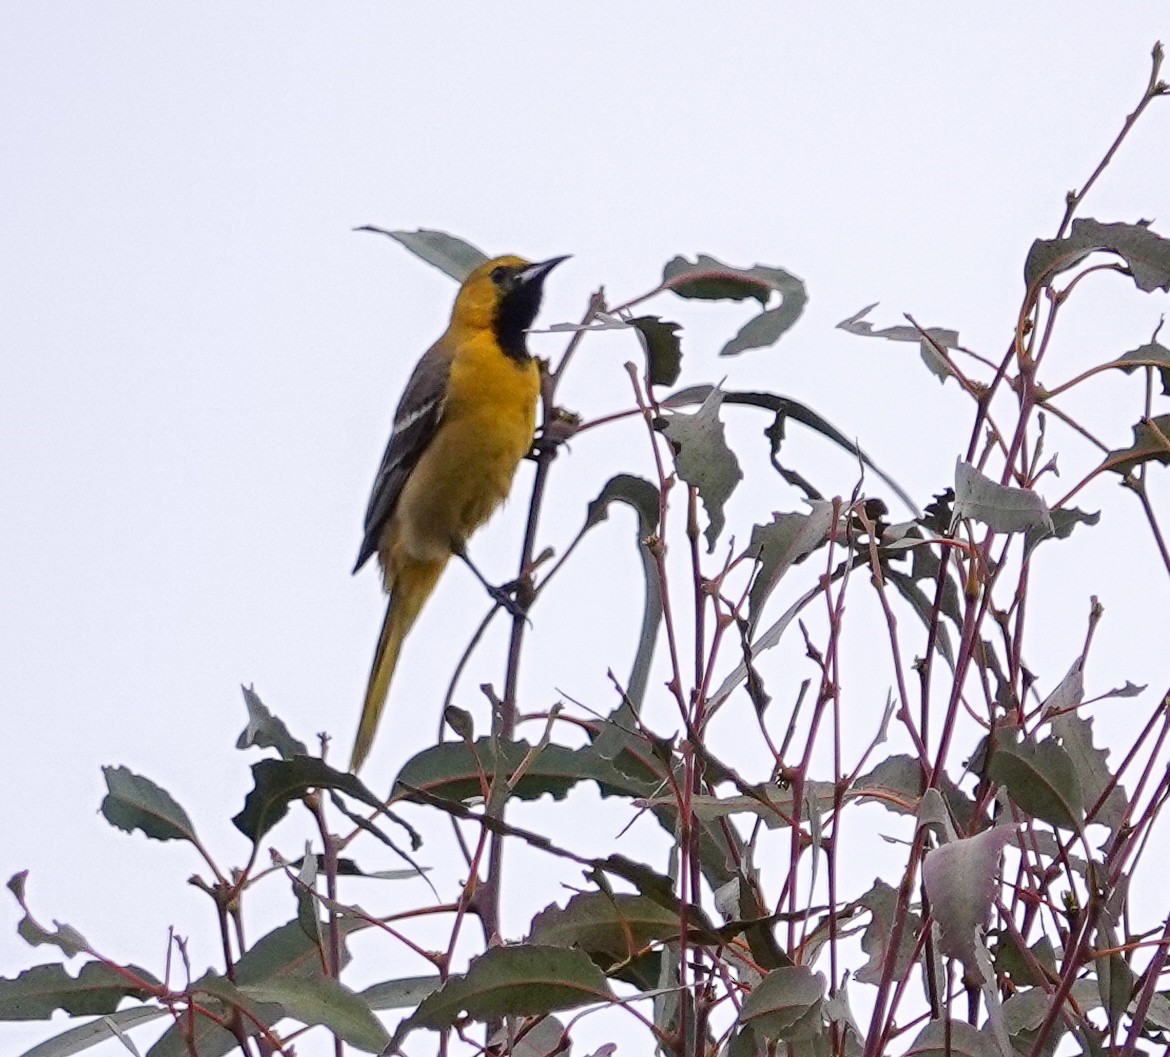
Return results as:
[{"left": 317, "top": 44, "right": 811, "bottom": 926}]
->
[{"left": 353, "top": 344, "right": 452, "bottom": 572}]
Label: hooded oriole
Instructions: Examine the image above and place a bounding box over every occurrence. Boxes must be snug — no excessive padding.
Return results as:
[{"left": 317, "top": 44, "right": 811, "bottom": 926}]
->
[{"left": 350, "top": 254, "right": 567, "bottom": 771}]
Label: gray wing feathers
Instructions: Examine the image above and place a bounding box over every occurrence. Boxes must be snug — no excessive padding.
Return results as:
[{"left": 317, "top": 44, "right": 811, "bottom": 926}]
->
[{"left": 352, "top": 344, "right": 452, "bottom": 573}]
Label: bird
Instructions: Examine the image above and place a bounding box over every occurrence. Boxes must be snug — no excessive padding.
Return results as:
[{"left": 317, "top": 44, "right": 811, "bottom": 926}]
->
[{"left": 349, "top": 253, "right": 568, "bottom": 771}]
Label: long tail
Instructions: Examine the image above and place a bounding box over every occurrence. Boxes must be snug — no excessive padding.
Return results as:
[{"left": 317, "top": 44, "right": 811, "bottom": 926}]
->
[{"left": 350, "top": 557, "right": 445, "bottom": 771}]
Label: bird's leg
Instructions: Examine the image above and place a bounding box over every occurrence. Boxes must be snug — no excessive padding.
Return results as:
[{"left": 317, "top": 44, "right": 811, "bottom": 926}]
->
[{"left": 451, "top": 542, "right": 530, "bottom": 621}]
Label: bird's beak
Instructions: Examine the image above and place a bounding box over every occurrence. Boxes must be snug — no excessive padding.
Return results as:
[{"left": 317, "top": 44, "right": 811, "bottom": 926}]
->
[{"left": 518, "top": 255, "right": 571, "bottom": 286}]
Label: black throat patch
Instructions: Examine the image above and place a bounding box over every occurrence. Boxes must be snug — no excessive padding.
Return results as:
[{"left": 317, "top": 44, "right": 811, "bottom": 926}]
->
[{"left": 493, "top": 280, "right": 543, "bottom": 361}]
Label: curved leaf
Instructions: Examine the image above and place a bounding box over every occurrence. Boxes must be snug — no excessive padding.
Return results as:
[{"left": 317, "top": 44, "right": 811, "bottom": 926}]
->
[
  {"left": 661, "top": 254, "right": 807, "bottom": 355},
  {"left": 1025, "top": 218, "right": 1170, "bottom": 294},
  {"left": 580, "top": 474, "right": 662, "bottom": 710},
  {"left": 233, "top": 757, "right": 381, "bottom": 844}
]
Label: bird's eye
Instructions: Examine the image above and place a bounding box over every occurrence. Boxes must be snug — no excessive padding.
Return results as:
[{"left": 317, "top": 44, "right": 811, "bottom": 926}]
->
[{"left": 490, "top": 265, "right": 510, "bottom": 285}]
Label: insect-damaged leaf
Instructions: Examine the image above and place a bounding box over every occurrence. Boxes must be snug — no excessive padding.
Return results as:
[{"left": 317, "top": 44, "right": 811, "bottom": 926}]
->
[
  {"left": 100, "top": 766, "right": 199, "bottom": 845},
  {"left": 1103, "top": 414, "right": 1170, "bottom": 475},
  {"left": 952, "top": 460, "right": 1053, "bottom": 535},
  {"left": 1024, "top": 506, "right": 1100, "bottom": 557},
  {"left": 987, "top": 733, "right": 1085, "bottom": 831},
  {"left": 0, "top": 960, "right": 159, "bottom": 1019},
  {"left": 1050, "top": 708, "right": 1128, "bottom": 834},
  {"left": 661, "top": 254, "right": 807, "bottom": 356},
  {"left": 354, "top": 226, "right": 489, "bottom": 281},
  {"left": 1025, "top": 218, "right": 1170, "bottom": 294},
  {"left": 661, "top": 387, "right": 743, "bottom": 551},
  {"left": 921, "top": 826, "right": 1017, "bottom": 977}
]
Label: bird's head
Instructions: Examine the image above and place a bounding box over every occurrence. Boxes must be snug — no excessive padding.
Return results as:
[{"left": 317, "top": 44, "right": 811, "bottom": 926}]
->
[{"left": 450, "top": 254, "right": 569, "bottom": 359}]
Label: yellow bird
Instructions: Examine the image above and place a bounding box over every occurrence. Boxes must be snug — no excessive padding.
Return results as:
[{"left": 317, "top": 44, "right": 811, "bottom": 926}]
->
[{"left": 350, "top": 254, "right": 567, "bottom": 771}]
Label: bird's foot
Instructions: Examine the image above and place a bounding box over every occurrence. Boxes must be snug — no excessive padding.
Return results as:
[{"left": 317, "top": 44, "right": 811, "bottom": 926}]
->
[{"left": 487, "top": 577, "right": 532, "bottom": 622}]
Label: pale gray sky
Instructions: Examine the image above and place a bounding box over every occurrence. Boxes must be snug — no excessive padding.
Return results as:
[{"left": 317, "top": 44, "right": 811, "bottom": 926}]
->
[{"left": 3, "top": 6, "right": 1169, "bottom": 1055}]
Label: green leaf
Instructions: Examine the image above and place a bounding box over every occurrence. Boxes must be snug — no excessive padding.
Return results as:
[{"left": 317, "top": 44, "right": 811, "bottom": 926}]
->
[
  {"left": 953, "top": 460, "right": 1053, "bottom": 535},
  {"left": 580, "top": 474, "right": 662, "bottom": 710},
  {"left": 628, "top": 316, "right": 683, "bottom": 387},
  {"left": 988, "top": 733, "right": 1085, "bottom": 831},
  {"left": 8, "top": 873, "right": 88, "bottom": 959},
  {"left": 392, "top": 946, "right": 614, "bottom": 1050},
  {"left": 239, "top": 978, "right": 389, "bottom": 1053},
  {"left": 235, "top": 684, "right": 308, "bottom": 759},
  {"left": 16, "top": 1005, "right": 167, "bottom": 1057},
  {"left": 1024, "top": 506, "right": 1100, "bottom": 557},
  {"left": 737, "top": 965, "right": 826, "bottom": 1042},
  {"left": 661, "top": 255, "right": 807, "bottom": 356},
  {"left": 746, "top": 505, "right": 834, "bottom": 630},
  {"left": 394, "top": 738, "right": 633, "bottom": 805},
  {"left": 359, "top": 975, "right": 441, "bottom": 1011},
  {"left": 991, "top": 931, "right": 1056, "bottom": 988},
  {"left": 527, "top": 892, "right": 680, "bottom": 966},
  {"left": 1103, "top": 413, "right": 1170, "bottom": 474},
  {"left": 99, "top": 766, "right": 198, "bottom": 845},
  {"left": 232, "top": 756, "right": 382, "bottom": 844},
  {"left": 661, "top": 387, "right": 742, "bottom": 551},
  {"left": 836, "top": 303, "right": 961, "bottom": 384},
  {"left": 0, "top": 962, "right": 158, "bottom": 1019},
  {"left": 354, "top": 226, "right": 488, "bottom": 281},
  {"left": 905, "top": 1018, "right": 1000, "bottom": 1057},
  {"left": 149, "top": 918, "right": 364, "bottom": 1057},
  {"left": 1025, "top": 218, "right": 1170, "bottom": 294},
  {"left": 1115, "top": 339, "right": 1170, "bottom": 395}
]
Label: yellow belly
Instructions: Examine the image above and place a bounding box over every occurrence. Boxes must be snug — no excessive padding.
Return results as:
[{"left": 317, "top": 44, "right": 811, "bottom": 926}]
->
[{"left": 387, "top": 340, "right": 539, "bottom": 566}]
